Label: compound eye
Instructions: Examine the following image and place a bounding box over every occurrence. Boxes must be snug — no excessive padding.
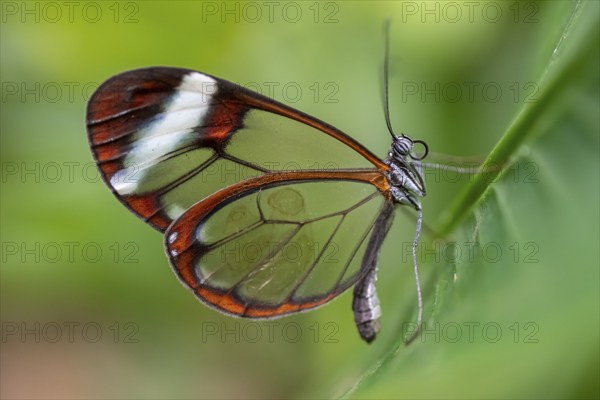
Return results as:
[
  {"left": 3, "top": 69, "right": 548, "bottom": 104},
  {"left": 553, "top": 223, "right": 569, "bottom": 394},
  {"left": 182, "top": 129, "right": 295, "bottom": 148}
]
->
[{"left": 393, "top": 137, "right": 413, "bottom": 155}]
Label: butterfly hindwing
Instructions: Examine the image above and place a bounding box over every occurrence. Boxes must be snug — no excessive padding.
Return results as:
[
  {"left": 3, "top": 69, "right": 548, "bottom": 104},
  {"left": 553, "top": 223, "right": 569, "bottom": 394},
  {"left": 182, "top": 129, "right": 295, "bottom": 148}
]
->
[{"left": 165, "top": 172, "right": 394, "bottom": 318}]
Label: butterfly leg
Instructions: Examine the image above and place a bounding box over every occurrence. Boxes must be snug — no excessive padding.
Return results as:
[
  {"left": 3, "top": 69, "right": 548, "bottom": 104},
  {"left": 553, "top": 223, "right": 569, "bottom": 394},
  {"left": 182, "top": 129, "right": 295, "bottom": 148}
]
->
[{"left": 405, "top": 207, "right": 424, "bottom": 345}]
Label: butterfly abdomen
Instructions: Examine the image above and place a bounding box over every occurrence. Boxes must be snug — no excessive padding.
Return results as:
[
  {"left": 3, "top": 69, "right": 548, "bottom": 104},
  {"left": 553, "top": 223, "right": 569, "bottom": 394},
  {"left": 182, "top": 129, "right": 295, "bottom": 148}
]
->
[{"left": 352, "top": 267, "right": 382, "bottom": 343}]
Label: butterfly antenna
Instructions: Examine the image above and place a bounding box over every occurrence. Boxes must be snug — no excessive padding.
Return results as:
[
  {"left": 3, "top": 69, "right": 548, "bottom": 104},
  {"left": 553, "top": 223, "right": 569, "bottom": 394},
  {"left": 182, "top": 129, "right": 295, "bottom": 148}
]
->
[
  {"left": 383, "top": 19, "right": 399, "bottom": 139},
  {"left": 405, "top": 207, "right": 424, "bottom": 344}
]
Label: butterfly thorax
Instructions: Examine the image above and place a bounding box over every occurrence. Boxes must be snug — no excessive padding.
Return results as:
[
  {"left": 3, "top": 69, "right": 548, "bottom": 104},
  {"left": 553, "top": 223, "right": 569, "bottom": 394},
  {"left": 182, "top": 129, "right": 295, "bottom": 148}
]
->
[{"left": 384, "top": 135, "right": 427, "bottom": 210}]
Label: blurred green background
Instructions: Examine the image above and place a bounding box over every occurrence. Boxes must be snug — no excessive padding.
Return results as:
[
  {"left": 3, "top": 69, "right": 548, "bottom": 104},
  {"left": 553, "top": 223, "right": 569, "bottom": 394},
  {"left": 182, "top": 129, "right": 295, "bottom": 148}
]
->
[{"left": 1, "top": 1, "right": 598, "bottom": 399}]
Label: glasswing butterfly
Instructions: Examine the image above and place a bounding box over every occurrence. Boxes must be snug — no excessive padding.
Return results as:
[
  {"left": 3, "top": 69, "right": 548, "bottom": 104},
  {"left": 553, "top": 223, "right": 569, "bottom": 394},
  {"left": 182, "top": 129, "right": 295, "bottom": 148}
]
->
[{"left": 86, "top": 26, "right": 432, "bottom": 344}]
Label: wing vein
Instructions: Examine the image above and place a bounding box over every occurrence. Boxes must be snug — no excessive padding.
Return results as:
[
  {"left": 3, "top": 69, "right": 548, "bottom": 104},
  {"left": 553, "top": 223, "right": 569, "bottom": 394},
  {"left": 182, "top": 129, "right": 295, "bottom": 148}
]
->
[
  {"left": 331, "top": 198, "right": 386, "bottom": 294},
  {"left": 283, "top": 214, "right": 346, "bottom": 305},
  {"left": 228, "top": 224, "right": 303, "bottom": 313}
]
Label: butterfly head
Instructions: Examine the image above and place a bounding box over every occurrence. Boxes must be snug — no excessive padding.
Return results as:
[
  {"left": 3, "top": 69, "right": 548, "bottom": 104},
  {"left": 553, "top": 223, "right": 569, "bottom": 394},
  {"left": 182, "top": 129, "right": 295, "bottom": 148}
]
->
[
  {"left": 390, "top": 134, "right": 428, "bottom": 162},
  {"left": 386, "top": 134, "right": 427, "bottom": 208}
]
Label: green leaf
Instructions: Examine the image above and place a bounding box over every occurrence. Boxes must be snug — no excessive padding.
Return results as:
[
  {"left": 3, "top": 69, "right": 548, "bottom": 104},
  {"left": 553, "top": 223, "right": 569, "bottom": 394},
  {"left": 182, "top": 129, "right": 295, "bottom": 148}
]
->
[
  {"left": 438, "top": 0, "right": 599, "bottom": 235},
  {"left": 346, "top": 1, "right": 599, "bottom": 399}
]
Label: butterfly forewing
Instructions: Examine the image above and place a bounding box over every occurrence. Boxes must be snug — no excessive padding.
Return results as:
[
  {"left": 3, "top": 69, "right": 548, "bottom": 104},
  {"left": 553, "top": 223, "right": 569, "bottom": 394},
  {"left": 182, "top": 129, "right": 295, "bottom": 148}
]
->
[
  {"left": 165, "top": 173, "right": 392, "bottom": 318},
  {"left": 87, "top": 67, "right": 386, "bottom": 231}
]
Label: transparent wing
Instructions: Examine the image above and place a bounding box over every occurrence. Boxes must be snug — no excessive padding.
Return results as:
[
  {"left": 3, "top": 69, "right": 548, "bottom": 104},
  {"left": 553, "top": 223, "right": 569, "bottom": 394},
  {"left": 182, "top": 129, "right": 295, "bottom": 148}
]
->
[
  {"left": 165, "top": 174, "right": 394, "bottom": 318},
  {"left": 87, "top": 67, "right": 387, "bottom": 231}
]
